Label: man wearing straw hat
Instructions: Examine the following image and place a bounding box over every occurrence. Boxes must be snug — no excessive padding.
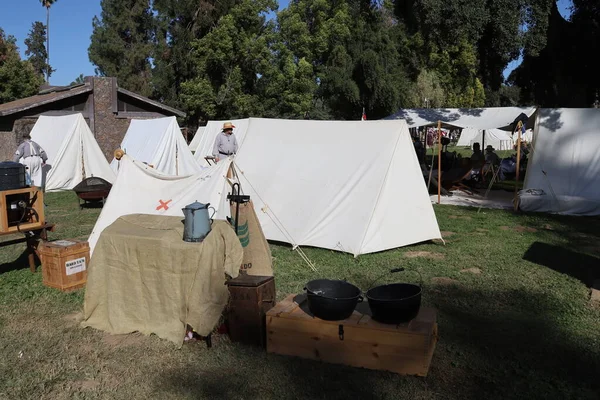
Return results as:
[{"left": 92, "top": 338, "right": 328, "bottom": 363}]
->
[
  {"left": 212, "top": 121, "right": 238, "bottom": 163},
  {"left": 13, "top": 132, "right": 48, "bottom": 187}
]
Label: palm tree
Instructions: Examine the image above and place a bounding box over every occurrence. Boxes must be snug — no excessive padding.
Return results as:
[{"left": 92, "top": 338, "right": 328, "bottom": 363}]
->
[{"left": 40, "top": 0, "right": 57, "bottom": 83}]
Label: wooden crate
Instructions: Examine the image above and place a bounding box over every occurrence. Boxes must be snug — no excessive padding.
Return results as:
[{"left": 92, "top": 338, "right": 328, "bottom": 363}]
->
[
  {"left": 39, "top": 239, "right": 89, "bottom": 292},
  {"left": 266, "top": 294, "right": 438, "bottom": 377},
  {"left": 0, "top": 187, "right": 45, "bottom": 234},
  {"left": 227, "top": 275, "right": 276, "bottom": 347}
]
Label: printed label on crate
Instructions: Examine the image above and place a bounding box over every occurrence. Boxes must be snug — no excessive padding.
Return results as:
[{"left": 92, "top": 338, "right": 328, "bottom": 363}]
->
[
  {"left": 65, "top": 257, "right": 86, "bottom": 276},
  {"left": 53, "top": 240, "right": 76, "bottom": 247}
]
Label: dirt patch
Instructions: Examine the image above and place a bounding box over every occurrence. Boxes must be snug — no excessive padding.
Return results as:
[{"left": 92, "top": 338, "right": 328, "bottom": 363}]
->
[
  {"left": 449, "top": 215, "right": 472, "bottom": 220},
  {"left": 404, "top": 251, "right": 445, "bottom": 260},
  {"left": 512, "top": 225, "right": 538, "bottom": 233},
  {"left": 441, "top": 231, "right": 455, "bottom": 237},
  {"left": 63, "top": 312, "right": 84, "bottom": 325},
  {"left": 431, "top": 277, "right": 460, "bottom": 286},
  {"left": 72, "top": 380, "right": 100, "bottom": 391},
  {"left": 543, "top": 224, "right": 554, "bottom": 230},
  {"left": 475, "top": 228, "right": 489, "bottom": 233},
  {"left": 460, "top": 267, "right": 482, "bottom": 274},
  {"left": 500, "top": 226, "right": 510, "bottom": 231},
  {"left": 102, "top": 332, "right": 146, "bottom": 349}
]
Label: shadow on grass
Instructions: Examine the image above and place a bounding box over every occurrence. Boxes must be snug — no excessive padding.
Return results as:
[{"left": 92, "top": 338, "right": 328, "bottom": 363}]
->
[
  {"left": 523, "top": 241, "right": 600, "bottom": 287},
  {"left": 0, "top": 249, "right": 39, "bottom": 274},
  {"left": 155, "top": 285, "right": 599, "bottom": 400}
]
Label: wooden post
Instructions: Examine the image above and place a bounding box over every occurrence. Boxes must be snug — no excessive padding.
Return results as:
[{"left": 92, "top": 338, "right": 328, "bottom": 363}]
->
[
  {"left": 513, "top": 121, "right": 522, "bottom": 211},
  {"left": 437, "top": 120, "right": 442, "bottom": 204}
]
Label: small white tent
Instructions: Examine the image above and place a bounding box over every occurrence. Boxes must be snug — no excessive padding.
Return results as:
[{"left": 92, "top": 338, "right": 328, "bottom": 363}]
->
[
  {"left": 188, "top": 126, "right": 205, "bottom": 151},
  {"left": 457, "top": 128, "right": 479, "bottom": 147},
  {"left": 88, "top": 155, "right": 232, "bottom": 253},
  {"left": 29, "top": 114, "right": 115, "bottom": 191},
  {"left": 110, "top": 117, "right": 201, "bottom": 176},
  {"left": 90, "top": 118, "right": 442, "bottom": 257},
  {"left": 191, "top": 119, "right": 250, "bottom": 166},
  {"left": 519, "top": 108, "right": 600, "bottom": 216}
]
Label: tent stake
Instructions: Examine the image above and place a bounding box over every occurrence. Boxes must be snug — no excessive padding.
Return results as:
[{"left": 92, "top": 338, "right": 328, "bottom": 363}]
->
[
  {"left": 437, "top": 120, "right": 441, "bottom": 204},
  {"left": 513, "top": 121, "right": 523, "bottom": 211}
]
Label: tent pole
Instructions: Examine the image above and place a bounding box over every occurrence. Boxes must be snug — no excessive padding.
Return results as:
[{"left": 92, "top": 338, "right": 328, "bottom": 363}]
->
[
  {"left": 437, "top": 120, "right": 441, "bottom": 204},
  {"left": 513, "top": 121, "right": 522, "bottom": 211}
]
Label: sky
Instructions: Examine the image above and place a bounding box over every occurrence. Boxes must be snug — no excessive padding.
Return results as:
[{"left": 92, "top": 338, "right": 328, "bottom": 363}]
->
[{"left": 0, "top": 0, "right": 570, "bottom": 87}]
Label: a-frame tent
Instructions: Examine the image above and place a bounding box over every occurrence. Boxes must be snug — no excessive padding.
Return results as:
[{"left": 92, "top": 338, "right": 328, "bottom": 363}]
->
[
  {"left": 110, "top": 116, "right": 201, "bottom": 176},
  {"left": 89, "top": 118, "right": 442, "bottom": 257},
  {"left": 190, "top": 119, "right": 250, "bottom": 166},
  {"left": 519, "top": 108, "right": 600, "bottom": 216},
  {"left": 29, "top": 113, "right": 115, "bottom": 191}
]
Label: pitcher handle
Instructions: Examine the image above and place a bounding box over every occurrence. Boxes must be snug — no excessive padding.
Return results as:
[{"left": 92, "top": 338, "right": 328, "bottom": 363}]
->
[{"left": 209, "top": 206, "right": 216, "bottom": 220}]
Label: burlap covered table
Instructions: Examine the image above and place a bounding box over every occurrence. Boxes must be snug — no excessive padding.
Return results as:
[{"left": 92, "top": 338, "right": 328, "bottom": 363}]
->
[{"left": 81, "top": 214, "right": 242, "bottom": 347}]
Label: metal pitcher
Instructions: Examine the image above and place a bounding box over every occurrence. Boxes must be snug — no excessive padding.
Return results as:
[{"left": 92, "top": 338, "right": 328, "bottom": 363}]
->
[{"left": 182, "top": 200, "right": 216, "bottom": 242}]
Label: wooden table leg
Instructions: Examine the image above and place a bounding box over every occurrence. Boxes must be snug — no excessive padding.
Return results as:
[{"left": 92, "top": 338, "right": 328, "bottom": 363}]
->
[{"left": 26, "top": 238, "right": 36, "bottom": 273}]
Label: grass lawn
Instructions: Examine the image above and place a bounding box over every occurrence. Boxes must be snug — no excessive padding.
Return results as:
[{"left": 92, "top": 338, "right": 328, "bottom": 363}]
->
[{"left": 1, "top": 191, "right": 599, "bottom": 399}]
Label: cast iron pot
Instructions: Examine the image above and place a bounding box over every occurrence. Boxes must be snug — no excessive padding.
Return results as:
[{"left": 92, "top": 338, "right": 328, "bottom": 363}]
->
[
  {"left": 304, "top": 279, "right": 362, "bottom": 321},
  {"left": 366, "top": 268, "right": 422, "bottom": 324}
]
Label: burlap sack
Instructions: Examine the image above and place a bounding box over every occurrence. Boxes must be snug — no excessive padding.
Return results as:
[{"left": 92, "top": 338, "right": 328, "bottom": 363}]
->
[{"left": 230, "top": 201, "right": 273, "bottom": 276}]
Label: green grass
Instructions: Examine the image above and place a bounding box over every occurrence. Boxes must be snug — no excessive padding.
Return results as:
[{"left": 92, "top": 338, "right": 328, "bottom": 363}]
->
[{"left": 1, "top": 192, "right": 599, "bottom": 399}]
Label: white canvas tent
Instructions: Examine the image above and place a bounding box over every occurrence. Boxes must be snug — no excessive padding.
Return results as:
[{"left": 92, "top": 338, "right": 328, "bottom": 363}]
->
[
  {"left": 519, "top": 108, "right": 600, "bottom": 216},
  {"left": 188, "top": 126, "right": 205, "bottom": 151},
  {"left": 457, "top": 128, "right": 479, "bottom": 147},
  {"left": 90, "top": 118, "right": 442, "bottom": 257},
  {"left": 386, "top": 107, "right": 537, "bottom": 130},
  {"left": 190, "top": 119, "right": 250, "bottom": 166},
  {"left": 457, "top": 128, "right": 513, "bottom": 150},
  {"left": 88, "top": 155, "right": 232, "bottom": 253},
  {"left": 29, "top": 114, "right": 115, "bottom": 191},
  {"left": 110, "top": 117, "right": 201, "bottom": 176}
]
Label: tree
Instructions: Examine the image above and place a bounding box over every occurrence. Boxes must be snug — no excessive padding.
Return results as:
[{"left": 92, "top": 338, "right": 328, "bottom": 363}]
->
[
  {"left": 0, "top": 28, "right": 44, "bottom": 103},
  {"left": 24, "top": 22, "right": 54, "bottom": 79},
  {"left": 180, "top": 0, "right": 278, "bottom": 123},
  {"left": 70, "top": 73, "right": 85, "bottom": 85},
  {"left": 89, "top": 0, "right": 155, "bottom": 97},
  {"left": 152, "top": 0, "right": 238, "bottom": 108},
  {"left": 40, "top": 0, "right": 57, "bottom": 82}
]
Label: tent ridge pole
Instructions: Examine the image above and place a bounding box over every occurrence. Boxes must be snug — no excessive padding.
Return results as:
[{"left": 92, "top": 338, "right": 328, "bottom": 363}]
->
[{"left": 437, "top": 120, "right": 441, "bottom": 204}]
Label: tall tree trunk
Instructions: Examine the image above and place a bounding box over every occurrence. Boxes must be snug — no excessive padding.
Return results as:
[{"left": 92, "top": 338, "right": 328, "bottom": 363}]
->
[{"left": 46, "top": 6, "right": 50, "bottom": 83}]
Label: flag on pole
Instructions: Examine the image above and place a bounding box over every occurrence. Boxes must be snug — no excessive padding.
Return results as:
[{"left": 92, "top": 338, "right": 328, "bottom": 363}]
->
[{"left": 361, "top": 107, "right": 366, "bottom": 121}]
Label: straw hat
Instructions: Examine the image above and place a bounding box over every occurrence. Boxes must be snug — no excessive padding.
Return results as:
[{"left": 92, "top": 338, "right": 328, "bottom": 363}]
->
[
  {"left": 222, "top": 122, "right": 235, "bottom": 131},
  {"left": 485, "top": 145, "right": 495, "bottom": 152}
]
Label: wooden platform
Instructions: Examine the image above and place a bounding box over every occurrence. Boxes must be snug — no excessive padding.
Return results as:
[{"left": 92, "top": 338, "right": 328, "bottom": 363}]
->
[{"left": 266, "top": 294, "right": 438, "bottom": 376}]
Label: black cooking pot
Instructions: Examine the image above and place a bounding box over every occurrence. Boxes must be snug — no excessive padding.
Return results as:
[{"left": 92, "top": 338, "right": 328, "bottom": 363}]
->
[
  {"left": 366, "top": 268, "right": 422, "bottom": 324},
  {"left": 304, "top": 279, "right": 362, "bottom": 321}
]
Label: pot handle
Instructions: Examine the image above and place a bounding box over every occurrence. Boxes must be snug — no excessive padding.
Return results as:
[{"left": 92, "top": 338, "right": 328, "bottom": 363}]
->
[{"left": 357, "top": 295, "right": 363, "bottom": 303}]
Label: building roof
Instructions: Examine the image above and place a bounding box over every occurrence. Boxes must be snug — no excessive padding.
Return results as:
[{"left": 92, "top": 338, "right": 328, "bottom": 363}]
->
[
  {"left": 0, "top": 77, "right": 186, "bottom": 118},
  {"left": 0, "top": 83, "right": 92, "bottom": 117}
]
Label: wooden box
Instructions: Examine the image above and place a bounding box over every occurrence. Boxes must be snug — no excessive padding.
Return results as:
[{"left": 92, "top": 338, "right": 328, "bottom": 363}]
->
[
  {"left": 226, "top": 275, "right": 276, "bottom": 347},
  {"left": 39, "top": 239, "right": 89, "bottom": 292},
  {"left": 0, "top": 187, "right": 45, "bottom": 234},
  {"left": 266, "top": 295, "right": 438, "bottom": 377}
]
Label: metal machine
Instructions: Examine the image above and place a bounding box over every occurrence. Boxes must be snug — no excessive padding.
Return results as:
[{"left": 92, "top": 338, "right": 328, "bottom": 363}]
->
[{"left": 0, "top": 161, "right": 45, "bottom": 234}]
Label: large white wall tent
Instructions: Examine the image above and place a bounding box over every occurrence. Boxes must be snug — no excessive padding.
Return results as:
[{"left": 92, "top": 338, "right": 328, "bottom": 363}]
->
[
  {"left": 458, "top": 128, "right": 513, "bottom": 150},
  {"left": 110, "top": 117, "right": 201, "bottom": 176},
  {"left": 29, "top": 114, "right": 115, "bottom": 191},
  {"left": 190, "top": 119, "right": 250, "bottom": 166},
  {"left": 519, "top": 108, "right": 600, "bottom": 216},
  {"left": 386, "top": 107, "right": 537, "bottom": 130},
  {"left": 90, "top": 118, "right": 442, "bottom": 257}
]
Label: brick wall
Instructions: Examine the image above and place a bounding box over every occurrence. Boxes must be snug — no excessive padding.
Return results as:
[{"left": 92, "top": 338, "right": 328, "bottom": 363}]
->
[
  {"left": 0, "top": 119, "right": 36, "bottom": 161},
  {"left": 91, "top": 77, "right": 131, "bottom": 161}
]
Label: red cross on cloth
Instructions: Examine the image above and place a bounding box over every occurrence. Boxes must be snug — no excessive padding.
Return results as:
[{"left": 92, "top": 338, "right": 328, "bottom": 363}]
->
[{"left": 156, "top": 199, "right": 172, "bottom": 211}]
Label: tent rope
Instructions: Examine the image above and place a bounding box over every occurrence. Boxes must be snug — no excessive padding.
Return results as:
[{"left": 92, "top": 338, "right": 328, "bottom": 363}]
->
[{"left": 229, "top": 163, "right": 318, "bottom": 272}]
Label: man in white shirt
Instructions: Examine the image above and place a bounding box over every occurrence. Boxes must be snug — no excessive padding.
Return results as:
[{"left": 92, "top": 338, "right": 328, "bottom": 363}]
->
[
  {"left": 212, "top": 122, "right": 238, "bottom": 163},
  {"left": 13, "top": 133, "right": 48, "bottom": 187}
]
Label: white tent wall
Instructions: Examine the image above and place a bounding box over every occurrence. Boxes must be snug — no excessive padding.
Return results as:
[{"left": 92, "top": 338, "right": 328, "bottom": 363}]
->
[
  {"left": 29, "top": 114, "right": 115, "bottom": 191},
  {"left": 457, "top": 128, "right": 479, "bottom": 147},
  {"left": 470, "top": 129, "right": 513, "bottom": 151},
  {"left": 88, "top": 155, "right": 232, "bottom": 254},
  {"left": 519, "top": 108, "right": 600, "bottom": 216},
  {"left": 188, "top": 127, "right": 205, "bottom": 150},
  {"left": 191, "top": 119, "right": 250, "bottom": 166},
  {"left": 386, "top": 107, "right": 537, "bottom": 130},
  {"left": 110, "top": 117, "right": 201, "bottom": 176},
  {"left": 233, "top": 118, "right": 442, "bottom": 256}
]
